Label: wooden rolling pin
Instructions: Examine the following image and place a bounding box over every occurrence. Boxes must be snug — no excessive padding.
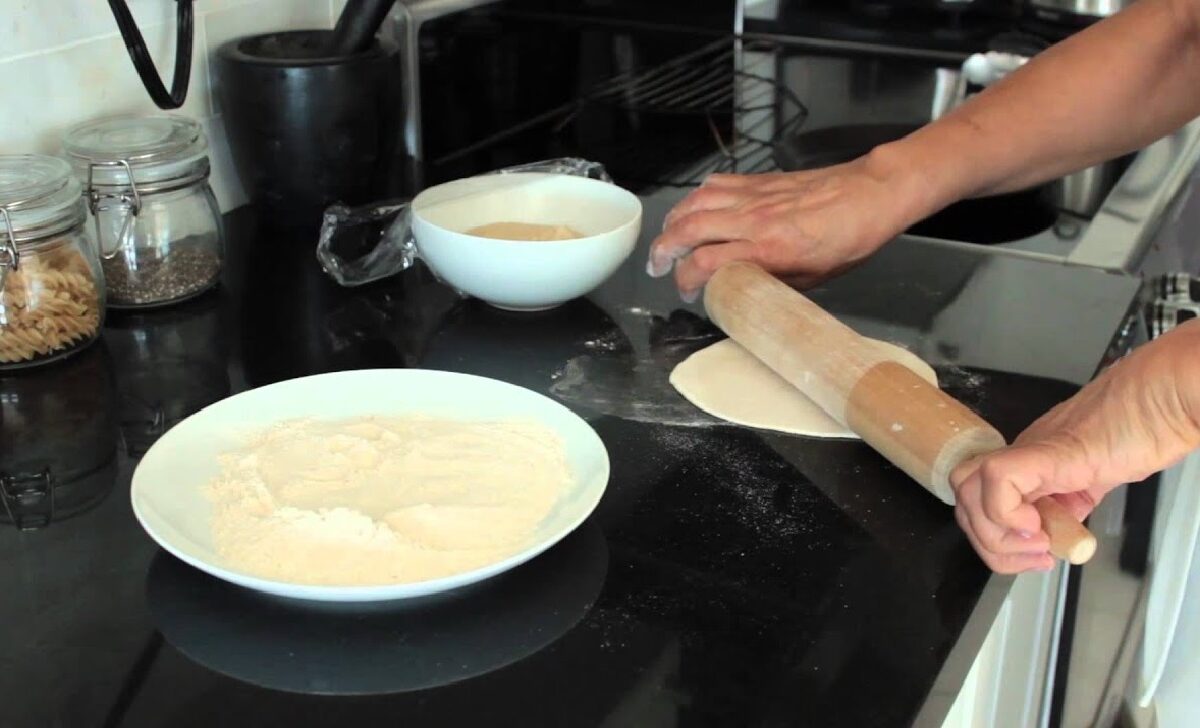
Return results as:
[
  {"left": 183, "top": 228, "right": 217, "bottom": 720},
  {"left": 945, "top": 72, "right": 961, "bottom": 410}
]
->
[{"left": 704, "top": 262, "right": 1097, "bottom": 565}]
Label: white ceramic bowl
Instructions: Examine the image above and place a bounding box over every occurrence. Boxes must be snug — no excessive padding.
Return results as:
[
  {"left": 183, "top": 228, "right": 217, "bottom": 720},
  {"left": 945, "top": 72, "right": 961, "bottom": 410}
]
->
[
  {"left": 411, "top": 172, "right": 642, "bottom": 311},
  {"left": 130, "top": 369, "right": 610, "bottom": 602}
]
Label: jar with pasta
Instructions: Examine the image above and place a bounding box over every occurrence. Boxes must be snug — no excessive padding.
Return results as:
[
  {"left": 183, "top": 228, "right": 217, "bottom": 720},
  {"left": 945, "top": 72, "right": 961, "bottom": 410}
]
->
[{"left": 0, "top": 155, "right": 105, "bottom": 369}]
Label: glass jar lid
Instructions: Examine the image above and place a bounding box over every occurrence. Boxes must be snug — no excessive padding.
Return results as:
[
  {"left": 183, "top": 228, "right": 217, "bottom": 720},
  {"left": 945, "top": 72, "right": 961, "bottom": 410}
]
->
[
  {"left": 0, "top": 155, "right": 86, "bottom": 244},
  {"left": 63, "top": 114, "right": 209, "bottom": 189}
]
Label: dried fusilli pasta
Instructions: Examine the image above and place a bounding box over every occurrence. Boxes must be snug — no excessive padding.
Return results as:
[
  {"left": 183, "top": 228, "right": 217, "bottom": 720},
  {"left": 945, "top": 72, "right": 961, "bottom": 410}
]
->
[{"left": 0, "top": 243, "right": 101, "bottom": 365}]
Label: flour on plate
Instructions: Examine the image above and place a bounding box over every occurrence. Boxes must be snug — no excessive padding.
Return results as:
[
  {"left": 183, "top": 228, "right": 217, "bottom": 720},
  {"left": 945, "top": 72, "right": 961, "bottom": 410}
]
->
[{"left": 205, "top": 416, "right": 570, "bottom": 586}]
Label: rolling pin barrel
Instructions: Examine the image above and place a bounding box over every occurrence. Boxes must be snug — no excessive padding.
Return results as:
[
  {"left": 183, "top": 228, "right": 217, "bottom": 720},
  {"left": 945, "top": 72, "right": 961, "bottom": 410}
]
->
[{"left": 703, "top": 262, "right": 1096, "bottom": 565}]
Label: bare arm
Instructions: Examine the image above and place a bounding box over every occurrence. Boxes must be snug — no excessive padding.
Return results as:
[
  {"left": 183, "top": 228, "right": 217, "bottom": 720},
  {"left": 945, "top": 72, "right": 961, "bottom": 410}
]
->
[
  {"left": 650, "top": 0, "right": 1200, "bottom": 294},
  {"left": 881, "top": 0, "right": 1200, "bottom": 216}
]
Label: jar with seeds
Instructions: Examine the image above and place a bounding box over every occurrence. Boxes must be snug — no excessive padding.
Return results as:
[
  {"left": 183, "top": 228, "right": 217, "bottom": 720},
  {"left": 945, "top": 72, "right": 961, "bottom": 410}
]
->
[
  {"left": 0, "top": 155, "right": 105, "bottom": 369},
  {"left": 63, "top": 114, "right": 223, "bottom": 308}
]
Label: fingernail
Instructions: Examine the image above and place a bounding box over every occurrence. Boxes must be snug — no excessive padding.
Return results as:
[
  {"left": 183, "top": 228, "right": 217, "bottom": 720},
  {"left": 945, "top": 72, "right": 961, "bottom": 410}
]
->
[
  {"left": 648, "top": 248, "right": 686, "bottom": 278},
  {"left": 1016, "top": 530, "right": 1034, "bottom": 540},
  {"left": 646, "top": 257, "right": 670, "bottom": 278},
  {"left": 681, "top": 288, "right": 700, "bottom": 304}
]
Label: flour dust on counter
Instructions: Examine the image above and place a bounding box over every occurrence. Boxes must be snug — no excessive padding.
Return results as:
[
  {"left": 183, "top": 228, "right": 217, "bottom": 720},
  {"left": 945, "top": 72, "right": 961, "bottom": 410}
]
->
[
  {"left": 932, "top": 364, "right": 993, "bottom": 413},
  {"left": 551, "top": 354, "right": 723, "bottom": 428},
  {"left": 205, "top": 415, "right": 570, "bottom": 586},
  {"left": 648, "top": 426, "right": 825, "bottom": 547},
  {"left": 550, "top": 307, "right": 736, "bottom": 427}
]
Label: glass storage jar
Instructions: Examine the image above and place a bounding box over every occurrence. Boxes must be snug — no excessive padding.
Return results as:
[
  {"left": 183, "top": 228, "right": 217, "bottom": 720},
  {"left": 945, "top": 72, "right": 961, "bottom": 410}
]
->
[
  {"left": 63, "top": 114, "right": 224, "bottom": 308},
  {"left": 0, "top": 155, "right": 106, "bottom": 369}
]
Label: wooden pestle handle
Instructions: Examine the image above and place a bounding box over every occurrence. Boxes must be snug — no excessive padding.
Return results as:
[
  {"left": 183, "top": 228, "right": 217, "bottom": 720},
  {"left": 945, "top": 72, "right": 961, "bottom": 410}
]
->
[{"left": 704, "top": 262, "right": 1096, "bottom": 565}]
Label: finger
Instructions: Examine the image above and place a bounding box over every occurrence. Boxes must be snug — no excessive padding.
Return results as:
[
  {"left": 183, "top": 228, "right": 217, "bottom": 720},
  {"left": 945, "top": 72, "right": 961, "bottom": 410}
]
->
[
  {"left": 1003, "top": 526, "right": 1051, "bottom": 552},
  {"left": 950, "top": 455, "right": 984, "bottom": 492},
  {"left": 1023, "top": 463, "right": 1105, "bottom": 503},
  {"left": 956, "top": 507, "right": 1055, "bottom": 574},
  {"left": 977, "top": 451, "right": 1045, "bottom": 535},
  {"left": 662, "top": 185, "right": 745, "bottom": 230},
  {"left": 702, "top": 172, "right": 782, "bottom": 188},
  {"left": 780, "top": 272, "right": 824, "bottom": 291},
  {"left": 704, "top": 172, "right": 803, "bottom": 193},
  {"left": 782, "top": 258, "right": 862, "bottom": 292},
  {"left": 648, "top": 209, "right": 750, "bottom": 278},
  {"left": 674, "top": 240, "right": 759, "bottom": 296},
  {"left": 1043, "top": 491, "right": 1098, "bottom": 522},
  {"left": 958, "top": 473, "right": 1050, "bottom": 554}
]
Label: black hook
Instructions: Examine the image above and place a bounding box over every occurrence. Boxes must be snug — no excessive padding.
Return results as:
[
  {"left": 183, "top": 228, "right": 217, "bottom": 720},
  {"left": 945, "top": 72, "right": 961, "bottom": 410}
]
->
[{"left": 107, "top": 0, "right": 195, "bottom": 110}]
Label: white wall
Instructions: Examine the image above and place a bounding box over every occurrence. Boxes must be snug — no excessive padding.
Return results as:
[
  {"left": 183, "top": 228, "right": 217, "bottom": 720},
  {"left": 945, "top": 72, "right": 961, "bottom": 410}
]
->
[{"left": 0, "top": 0, "right": 346, "bottom": 212}]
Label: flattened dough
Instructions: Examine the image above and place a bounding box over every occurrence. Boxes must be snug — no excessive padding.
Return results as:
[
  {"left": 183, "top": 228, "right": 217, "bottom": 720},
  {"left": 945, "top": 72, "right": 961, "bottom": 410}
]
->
[{"left": 669, "top": 338, "right": 937, "bottom": 439}]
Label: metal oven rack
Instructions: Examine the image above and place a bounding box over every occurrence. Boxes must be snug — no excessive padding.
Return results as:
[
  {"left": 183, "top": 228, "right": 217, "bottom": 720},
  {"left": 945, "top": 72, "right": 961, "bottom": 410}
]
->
[{"left": 430, "top": 37, "right": 806, "bottom": 189}]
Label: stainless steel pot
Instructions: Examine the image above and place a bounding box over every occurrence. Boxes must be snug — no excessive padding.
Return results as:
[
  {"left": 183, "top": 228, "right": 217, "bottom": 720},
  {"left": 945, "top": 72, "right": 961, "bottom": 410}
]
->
[
  {"left": 1027, "top": 0, "right": 1132, "bottom": 20},
  {"left": 1049, "top": 161, "right": 1121, "bottom": 217},
  {"left": 935, "top": 48, "right": 1122, "bottom": 218}
]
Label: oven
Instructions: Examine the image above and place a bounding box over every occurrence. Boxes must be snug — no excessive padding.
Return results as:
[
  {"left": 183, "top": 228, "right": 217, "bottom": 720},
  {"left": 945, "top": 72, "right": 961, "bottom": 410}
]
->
[{"left": 385, "top": 0, "right": 764, "bottom": 192}]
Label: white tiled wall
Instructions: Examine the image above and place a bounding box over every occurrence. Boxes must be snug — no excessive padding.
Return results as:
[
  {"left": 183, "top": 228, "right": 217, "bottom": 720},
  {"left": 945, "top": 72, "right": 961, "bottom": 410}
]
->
[{"left": 0, "top": 0, "right": 345, "bottom": 211}]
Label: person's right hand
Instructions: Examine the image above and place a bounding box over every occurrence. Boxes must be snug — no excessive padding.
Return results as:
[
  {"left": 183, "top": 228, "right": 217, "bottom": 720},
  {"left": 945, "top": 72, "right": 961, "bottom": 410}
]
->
[{"left": 647, "top": 149, "right": 933, "bottom": 299}]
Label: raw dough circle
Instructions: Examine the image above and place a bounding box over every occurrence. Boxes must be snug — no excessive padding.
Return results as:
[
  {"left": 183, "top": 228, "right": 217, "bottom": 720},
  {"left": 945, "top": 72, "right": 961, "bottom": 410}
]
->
[{"left": 669, "top": 338, "right": 937, "bottom": 439}]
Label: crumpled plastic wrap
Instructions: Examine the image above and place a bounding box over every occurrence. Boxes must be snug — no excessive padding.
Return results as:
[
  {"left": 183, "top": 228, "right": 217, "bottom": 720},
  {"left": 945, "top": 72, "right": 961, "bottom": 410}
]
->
[{"left": 316, "top": 158, "right": 611, "bottom": 287}]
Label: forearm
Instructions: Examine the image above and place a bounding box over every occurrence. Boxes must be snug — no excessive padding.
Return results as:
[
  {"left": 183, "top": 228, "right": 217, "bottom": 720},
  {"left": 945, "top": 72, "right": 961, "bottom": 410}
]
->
[
  {"left": 871, "top": 0, "right": 1200, "bottom": 221},
  {"left": 1164, "top": 318, "right": 1200, "bottom": 448},
  {"left": 1104, "top": 316, "right": 1200, "bottom": 474}
]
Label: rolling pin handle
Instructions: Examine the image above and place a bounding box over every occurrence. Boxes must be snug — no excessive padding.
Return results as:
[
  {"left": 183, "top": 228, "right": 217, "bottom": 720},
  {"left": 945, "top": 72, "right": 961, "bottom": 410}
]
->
[
  {"left": 1034, "top": 497, "right": 1098, "bottom": 565},
  {"left": 703, "top": 261, "right": 1097, "bottom": 566}
]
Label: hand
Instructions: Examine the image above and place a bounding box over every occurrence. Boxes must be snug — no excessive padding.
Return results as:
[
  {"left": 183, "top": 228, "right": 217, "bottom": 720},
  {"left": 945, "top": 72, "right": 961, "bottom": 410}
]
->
[
  {"left": 647, "top": 149, "right": 932, "bottom": 299},
  {"left": 950, "top": 321, "right": 1200, "bottom": 573}
]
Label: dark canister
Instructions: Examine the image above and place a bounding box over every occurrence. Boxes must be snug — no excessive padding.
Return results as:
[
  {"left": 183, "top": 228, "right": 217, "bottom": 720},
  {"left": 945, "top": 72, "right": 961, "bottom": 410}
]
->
[{"left": 215, "top": 30, "right": 402, "bottom": 229}]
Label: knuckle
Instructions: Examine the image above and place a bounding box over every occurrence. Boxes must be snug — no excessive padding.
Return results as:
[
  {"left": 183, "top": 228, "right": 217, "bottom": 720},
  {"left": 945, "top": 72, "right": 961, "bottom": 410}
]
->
[
  {"left": 673, "top": 263, "right": 701, "bottom": 292},
  {"left": 747, "top": 203, "right": 775, "bottom": 225},
  {"left": 691, "top": 246, "right": 721, "bottom": 273},
  {"left": 956, "top": 474, "right": 981, "bottom": 506},
  {"left": 978, "top": 458, "right": 1012, "bottom": 489},
  {"left": 745, "top": 240, "right": 772, "bottom": 268},
  {"left": 978, "top": 528, "right": 1005, "bottom": 554},
  {"left": 677, "top": 213, "right": 706, "bottom": 238},
  {"left": 981, "top": 488, "right": 1006, "bottom": 521},
  {"left": 954, "top": 504, "right": 970, "bottom": 529},
  {"left": 978, "top": 457, "right": 1004, "bottom": 481}
]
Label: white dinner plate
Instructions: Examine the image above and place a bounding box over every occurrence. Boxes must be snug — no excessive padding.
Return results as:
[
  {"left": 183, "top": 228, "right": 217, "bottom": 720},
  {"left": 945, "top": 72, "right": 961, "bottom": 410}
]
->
[{"left": 131, "top": 369, "right": 610, "bottom": 602}]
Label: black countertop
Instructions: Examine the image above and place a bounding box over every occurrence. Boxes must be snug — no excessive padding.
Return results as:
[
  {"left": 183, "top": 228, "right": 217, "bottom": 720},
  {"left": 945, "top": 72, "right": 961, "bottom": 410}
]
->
[{"left": 1, "top": 186, "right": 1142, "bottom": 726}]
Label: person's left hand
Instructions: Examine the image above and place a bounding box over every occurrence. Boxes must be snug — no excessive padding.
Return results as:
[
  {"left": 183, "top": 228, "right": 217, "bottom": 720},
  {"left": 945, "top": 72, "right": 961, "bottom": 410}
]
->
[{"left": 949, "top": 320, "right": 1200, "bottom": 573}]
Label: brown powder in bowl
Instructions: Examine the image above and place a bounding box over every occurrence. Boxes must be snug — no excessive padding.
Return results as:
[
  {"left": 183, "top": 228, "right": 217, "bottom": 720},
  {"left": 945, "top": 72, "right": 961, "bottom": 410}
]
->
[{"left": 466, "top": 221, "right": 584, "bottom": 241}]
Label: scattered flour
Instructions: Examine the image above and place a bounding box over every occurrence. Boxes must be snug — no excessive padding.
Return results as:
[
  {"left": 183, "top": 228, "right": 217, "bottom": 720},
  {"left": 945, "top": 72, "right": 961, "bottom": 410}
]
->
[{"left": 205, "top": 416, "right": 570, "bottom": 586}]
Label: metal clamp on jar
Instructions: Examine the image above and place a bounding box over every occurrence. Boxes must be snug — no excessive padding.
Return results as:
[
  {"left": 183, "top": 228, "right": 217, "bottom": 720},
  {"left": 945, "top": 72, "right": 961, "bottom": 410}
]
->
[
  {"left": 0, "top": 155, "right": 106, "bottom": 369},
  {"left": 63, "top": 114, "right": 224, "bottom": 308}
]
